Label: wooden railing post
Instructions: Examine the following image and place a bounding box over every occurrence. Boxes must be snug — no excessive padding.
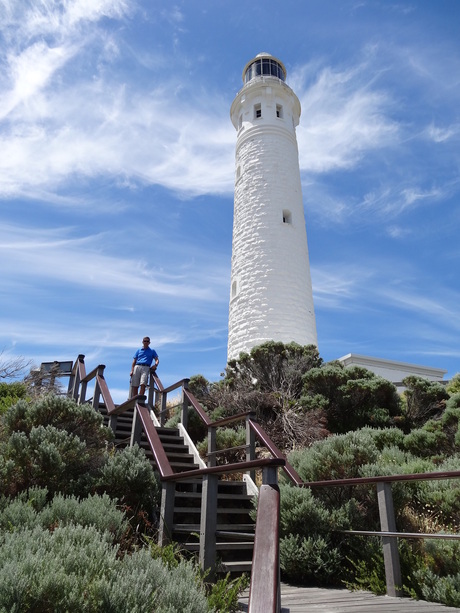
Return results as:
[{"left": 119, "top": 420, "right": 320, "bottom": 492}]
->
[
  {"left": 158, "top": 481, "right": 176, "bottom": 546},
  {"left": 376, "top": 482, "right": 402, "bottom": 597},
  {"left": 160, "top": 391, "right": 167, "bottom": 426},
  {"left": 249, "top": 484, "right": 281, "bottom": 613},
  {"left": 199, "top": 473, "right": 218, "bottom": 580},
  {"left": 148, "top": 373, "right": 155, "bottom": 408},
  {"left": 262, "top": 464, "right": 279, "bottom": 487},
  {"left": 208, "top": 426, "right": 217, "bottom": 468},
  {"left": 68, "top": 354, "right": 85, "bottom": 401},
  {"left": 92, "top": 365, "right": 105, "bottom": 411},
  {"left": 154, "top": 385, "right": 161, "bottom": 414},
  {"left": 181, "top": 379, "right": 190, "bottom": 429},
  {"left": 246, "top": 412, "right": 256, "bottom": 482},
  {"left": 78, "top": 378, "right": 88, "bottom": 405},
  {"left": 130, "top": 399, "right": 146, "bottom": 446}
]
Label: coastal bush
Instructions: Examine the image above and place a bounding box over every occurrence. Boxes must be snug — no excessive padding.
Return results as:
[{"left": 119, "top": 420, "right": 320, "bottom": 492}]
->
[
  {"left": 0, "top": 524, "right": 212, "bottom": 612},
  {"left": 0, "top": 489, "right": 127, "bottom": 539}
]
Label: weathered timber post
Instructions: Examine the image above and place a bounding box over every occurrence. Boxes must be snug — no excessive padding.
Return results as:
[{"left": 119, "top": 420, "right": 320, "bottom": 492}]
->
[
  {"left": 108, "top": 413, "right": 118, "bottom": 435},
  {"left": 247, "top": 465, "right": 281, "bottom": 613},
  {"left": 68, "top": 354, "right": 85, "bottom": 401},
  {"left": 130, "top": 397, "right": 146, "bottom": 447},
  {"left": 159, "top": 481, "right": 176, "bottom": 546},
  {"left": 199, "top": 473, "right": 219, "bottom": 580},
  {"left": 180, "top": 379, "right": 190, "bottom": 430},
  {"left": 92, "top": 365, "right": 105, "bottom": 411},
  {"left": 208, "top": 425, "right": 217, "bottom": 468},
  {"left": 79, "top": 377, "right": 88, "bottom": 405},
  {"left": 377, "top": 482, "right": 403, "bottom": 597},
  {"left": 148, "top": 373, "right": 155, "bottom": 408},
  {"left": 246, "top": 412, "right": 256, "bottom": 483},
  {"left": 160, "top": 390, "right": 167, "bottom": 426}
]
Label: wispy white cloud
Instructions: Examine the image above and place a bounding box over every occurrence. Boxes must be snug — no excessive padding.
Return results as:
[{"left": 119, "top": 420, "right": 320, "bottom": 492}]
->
[
  {"left": 311, "top": 263, "right": 375, "bottom": 310},
  {"left": 0, "top": 222, "right": 226, "bottom": 302},
  {"left": 294, "top": 61, "right": 399, "bottom": 173},
  {"left": 0, "top": 0, "right": 235, "bottom": 201},
  {"left": 425, "top": 122, "right": 460, "bottom": 143}
]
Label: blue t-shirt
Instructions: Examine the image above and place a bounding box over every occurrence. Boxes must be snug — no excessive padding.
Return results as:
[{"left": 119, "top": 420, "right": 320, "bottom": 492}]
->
[{"left": 133, "top": 347, "right": 158, "bottom": 366}]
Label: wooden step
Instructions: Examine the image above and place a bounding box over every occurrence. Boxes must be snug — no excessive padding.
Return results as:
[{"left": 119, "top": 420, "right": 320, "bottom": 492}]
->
[
  {"left": 173, "top": 523, "right": 255, "bottom": 533},
  {"left": 219, "top": 560, "right": 252, "bottom": 573},
  {"left": 182, "top": 541, "right": 254, "bottom": 552}
]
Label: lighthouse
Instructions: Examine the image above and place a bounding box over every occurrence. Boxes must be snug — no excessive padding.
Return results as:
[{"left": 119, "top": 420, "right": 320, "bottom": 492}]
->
[{"left": 227, "top": 53, "right": 317, "bottom": 360}]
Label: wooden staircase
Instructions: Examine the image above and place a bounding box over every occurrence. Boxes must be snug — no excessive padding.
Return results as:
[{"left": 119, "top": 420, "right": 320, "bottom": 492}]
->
[{"left": 99, "top": 403, "right": 255, "bottom": 574}]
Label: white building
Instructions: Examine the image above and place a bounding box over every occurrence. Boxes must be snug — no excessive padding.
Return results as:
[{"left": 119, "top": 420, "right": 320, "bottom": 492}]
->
[
  {"left": 338, "top": 353, "right": 447, "bottom": 389},
  {"left": 227, "top": 53, "right": 317, "bottom": 361}
]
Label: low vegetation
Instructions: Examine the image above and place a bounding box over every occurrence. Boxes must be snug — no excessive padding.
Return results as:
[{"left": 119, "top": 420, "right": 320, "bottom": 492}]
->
[
  {"left": 2, "top": 344, "right": 460, "bottom": 609},
  {"left": 189, "top": 342, "right": 460, "bottom": 608},
  {"left": 0, "top": 391, "right": 244, "bottom": 612}
]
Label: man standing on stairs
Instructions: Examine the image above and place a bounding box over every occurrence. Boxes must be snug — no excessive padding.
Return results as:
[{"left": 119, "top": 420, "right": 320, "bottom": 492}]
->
[{"left": 130, "top": 336, "right": 159, "bottom": 397}]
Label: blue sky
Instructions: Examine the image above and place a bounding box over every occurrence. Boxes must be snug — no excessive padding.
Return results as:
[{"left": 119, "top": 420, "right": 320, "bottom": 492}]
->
[{"left": 1, "top": 0, "right": 459, "bottom": 402}]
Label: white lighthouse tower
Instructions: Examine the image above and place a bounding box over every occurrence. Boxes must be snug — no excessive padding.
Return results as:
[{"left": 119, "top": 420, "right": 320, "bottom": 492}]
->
[{"left": 227, "top": 53, "right": 317, "bottom": 360}]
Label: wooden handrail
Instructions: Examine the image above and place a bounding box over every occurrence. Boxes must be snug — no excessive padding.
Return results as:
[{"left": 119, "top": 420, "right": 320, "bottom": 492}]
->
[
  {"left": 106, "top": 394, "right": 145, "bottom": 416},
  {"left": 151, "top": 372, "right": 164, "bottom": 392},
  {"left": 249, "top": 419, "right": 303, "bottom": 485},
  {"left": 161, "top": 378, "right": 190, "bottom": 394},
  {"left": 95, "top": 372, "right": 116, "bottom": 413},
  {"left": 82, "top": 364, "right": 105, "bottom": 383},
  {"left": 136, "top": 403, "right": 175, "bottom": 478},
  {"left": 209, "top": 411, "right": 253, "bottom": 428},
  {"left": 162, "top": 457, "right": 285, "bottom": 483},
  {"left": 300, "top": 469, "right": 460, "bottom": 488},
  {"left": 183, "top": 388, "right": 212, "bottom": 426}
]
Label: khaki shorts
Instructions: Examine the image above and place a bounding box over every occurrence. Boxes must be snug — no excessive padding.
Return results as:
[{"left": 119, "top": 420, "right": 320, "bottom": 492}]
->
[{"left": 131, "top": 364, "right": 150, "bottom": 387}]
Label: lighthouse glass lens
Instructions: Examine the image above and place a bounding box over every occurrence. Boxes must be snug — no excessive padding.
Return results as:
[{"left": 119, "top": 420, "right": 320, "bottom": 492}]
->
[{"left": 244, "top": 58, "right": 286, "bottom": 83}]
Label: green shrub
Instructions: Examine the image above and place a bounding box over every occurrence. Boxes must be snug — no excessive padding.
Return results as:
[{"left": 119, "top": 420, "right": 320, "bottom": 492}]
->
[
  {"left": 279, "top": 484, "right": 349, "bottom": 538},
  {"left": 206, "top": 572, "right": 249, "bottom": 612},
  {"left": 0, "top": 396, "right": 112, "bottom": 498},
  {"left": 0, "top": 524, "right": 212, "bottom": 612},
  {"left": 410, "top": 456, "right": 460, "bottom": 524},
  {"left": 165, "top": 406, "right": 207, "bottom": 442},
  {"left": 197, "top": 426, "right": 246, "bottom": 463},
  {"left": 446, "top": 374, "right": 460, "bottom": 395},
  {"left": 280, "top": 534, "right": 342, "bottom": 584},
  {"left": 98, "top": 444, "right": 160, "bottom": 516},
  {"left": 344, "top": 536, "right": 387, "bottom": 594},
  {"left": 302, "top": 365, "right": 400, "bottom": 433},
  {"left": 0, "top": 382, "right": 28, "bottom": 415},
  {"left": 1, "top": 396, "right": 111, "bottom": 447},
  {"left": 412, "top": 568, "right": 460, "bottom": 608},
  {"left": 289, "top": 428, "right": 382, "bottom": 483},
  {"left": 401, "top": 376, "right": 449, "bottom": 431},
  {"left": 2, "top": 425, "right": 96, "bottom": 496},
  {"left": 0, "top": 489, "right": 127, "bottom": 539}
]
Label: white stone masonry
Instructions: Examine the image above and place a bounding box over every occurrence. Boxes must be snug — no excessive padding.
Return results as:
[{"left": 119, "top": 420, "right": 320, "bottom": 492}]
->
[{"left": 227, "top": 54, "right": 317, "bottom": 361}]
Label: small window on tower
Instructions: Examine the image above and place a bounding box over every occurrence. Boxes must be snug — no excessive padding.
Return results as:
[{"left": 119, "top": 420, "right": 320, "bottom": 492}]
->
[
  {"left": 276, "top": 104, "right": 283, "bottom": 118},
  {"left": 231, "top": 280, "right": 238, "bottom": 299},
  {"left": 238, "top": 114, "right": 243, "bottom": 129},
  {"left": 254, "top": 103, "right": 262, "bottom": 119},
  {"left": 283, "top": 209, "right": 292, "bottom": 224}
]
